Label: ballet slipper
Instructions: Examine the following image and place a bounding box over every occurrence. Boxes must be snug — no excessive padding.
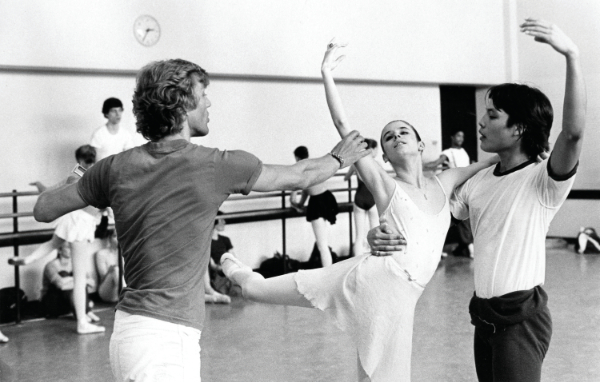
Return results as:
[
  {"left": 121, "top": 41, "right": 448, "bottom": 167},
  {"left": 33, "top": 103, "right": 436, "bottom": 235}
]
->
[
  {"left": 77, "top": 322, "right": 105, "bottom": 335},
  {"left": 86, "top": 311, "right": 100, "bottom": 323},
  {"left": 220, "top": 253, "right": 252, "bottom": 280},
  {"left": 0, "top": 331, "right": 8, "bottom": 343}
]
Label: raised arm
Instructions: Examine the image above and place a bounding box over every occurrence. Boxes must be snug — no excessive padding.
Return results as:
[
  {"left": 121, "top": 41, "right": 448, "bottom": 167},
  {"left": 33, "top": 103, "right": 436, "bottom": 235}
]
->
[
  {"left": 252, "top": 130, "right": 370, "bottom": 192},
  {"left": 437, "top": 155, "right": 500, "bottom": 195},
  {"left": 321, "top": 40, "right": 394, "bottom": 209},
  {"left": 521, "top": 18, "right": 586, "bottom": 176}
]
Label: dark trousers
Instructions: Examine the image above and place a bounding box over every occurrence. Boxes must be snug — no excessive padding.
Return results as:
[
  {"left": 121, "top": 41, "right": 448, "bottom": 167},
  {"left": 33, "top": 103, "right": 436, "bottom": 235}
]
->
[{"left": 472, "top": 297, "right": 552, "bottom": 382}]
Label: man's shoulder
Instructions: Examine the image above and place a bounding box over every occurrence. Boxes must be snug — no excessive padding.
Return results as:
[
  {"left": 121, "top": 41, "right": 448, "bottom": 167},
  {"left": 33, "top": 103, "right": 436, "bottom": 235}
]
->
[{"left": 468, "top": 163, "right": 496, "bottom": 184}]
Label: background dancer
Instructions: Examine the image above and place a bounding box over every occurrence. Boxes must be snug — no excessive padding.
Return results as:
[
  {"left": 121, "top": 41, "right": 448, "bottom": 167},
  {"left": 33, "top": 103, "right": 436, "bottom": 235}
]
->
[
  {"left": 290, "top": 146, "right": 339, "bottom": 267},
  {"left": 10, "top": 145, "right": 105, "bottom": 334},
  {"left": 344, "top": 138, "right": 379, "bottom": 256}
]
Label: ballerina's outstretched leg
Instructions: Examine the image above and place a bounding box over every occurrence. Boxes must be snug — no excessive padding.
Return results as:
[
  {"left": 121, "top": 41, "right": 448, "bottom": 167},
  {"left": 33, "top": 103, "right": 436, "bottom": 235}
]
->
[{"left": 220, "top": 253, "right": 312, "bottom": 308}]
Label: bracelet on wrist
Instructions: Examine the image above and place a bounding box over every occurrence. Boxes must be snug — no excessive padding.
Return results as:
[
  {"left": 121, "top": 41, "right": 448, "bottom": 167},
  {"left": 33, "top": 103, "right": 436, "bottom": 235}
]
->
[{"left": 329, "top": 152, "right": 345, "bottom": 168}]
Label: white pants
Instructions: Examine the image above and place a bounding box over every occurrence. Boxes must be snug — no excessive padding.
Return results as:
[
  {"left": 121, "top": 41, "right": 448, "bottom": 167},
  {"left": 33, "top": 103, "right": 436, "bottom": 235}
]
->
[{"left": 110, "top": 310, "right": 201, "bottom": 382}]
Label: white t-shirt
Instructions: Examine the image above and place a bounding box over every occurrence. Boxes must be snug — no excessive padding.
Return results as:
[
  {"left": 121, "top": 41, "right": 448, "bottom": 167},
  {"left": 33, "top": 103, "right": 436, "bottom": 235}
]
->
[
  {"left": 451, "top": 159, "right": 576, "bottom": 298},
  {"left": 441, "top": 147, "right": 470, "bottom": 168},
  {"left": 90, "top": 125, "right": 135, "bottom": 161}
]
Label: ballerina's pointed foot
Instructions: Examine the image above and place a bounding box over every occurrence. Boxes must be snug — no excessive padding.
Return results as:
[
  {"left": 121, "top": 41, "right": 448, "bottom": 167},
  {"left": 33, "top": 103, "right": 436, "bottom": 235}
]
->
[
  {"left": 0, "top": 331, "right": 8, "bottom": 343},
  {"left": 77, "top": 322, "right": 106, "bottom": 335},
  {"left": 220, "top": 253, "right": 253, "bottom": 284}
]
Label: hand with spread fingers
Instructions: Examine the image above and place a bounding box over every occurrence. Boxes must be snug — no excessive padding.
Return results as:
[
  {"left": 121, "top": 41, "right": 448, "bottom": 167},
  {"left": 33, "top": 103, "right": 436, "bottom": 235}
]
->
[
  {"left": 520, "top": 18, "right": 579, "bottom": 57},
  {"left": 322, "top": 38, "right": 348, "bottom": 73},
  {"left": 367, "top": 221, "right": 407, "bottom": 256}
]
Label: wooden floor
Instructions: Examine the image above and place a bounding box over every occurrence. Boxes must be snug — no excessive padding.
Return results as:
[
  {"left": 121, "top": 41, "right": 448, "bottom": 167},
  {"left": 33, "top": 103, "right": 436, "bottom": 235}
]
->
[{"left": 1, "top": 247, "right": 599, "bottom": 382}]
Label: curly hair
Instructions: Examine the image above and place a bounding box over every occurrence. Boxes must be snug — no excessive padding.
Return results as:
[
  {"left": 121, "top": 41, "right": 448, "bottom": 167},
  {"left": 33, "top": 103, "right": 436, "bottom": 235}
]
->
[
  {"left": 133, "top": 59, "right": 209, "bottom": 141},
  {"left": 487, "top": 83, "right": 553, "bottom": 159}
]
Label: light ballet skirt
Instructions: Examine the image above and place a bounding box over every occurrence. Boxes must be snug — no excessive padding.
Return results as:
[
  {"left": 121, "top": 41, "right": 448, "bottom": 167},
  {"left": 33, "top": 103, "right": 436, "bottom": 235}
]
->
[
  {"left": 53, "top": 209, "right": 97, "bottom": 243},
  {"left": 295, "top": 177, "right": 450, "bottom": 382}
]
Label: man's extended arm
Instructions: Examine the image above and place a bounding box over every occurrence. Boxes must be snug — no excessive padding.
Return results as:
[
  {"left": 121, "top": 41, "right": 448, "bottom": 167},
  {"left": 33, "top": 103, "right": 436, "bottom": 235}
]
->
[
  {"left": 521, "top": 18, "right": 586, "bottom": 176},
  {"left": 34, "top": 182, "right": 88, "bottom": 223},
  {"left": 252, "top": 130, "right": 370, "bottom": 192}
]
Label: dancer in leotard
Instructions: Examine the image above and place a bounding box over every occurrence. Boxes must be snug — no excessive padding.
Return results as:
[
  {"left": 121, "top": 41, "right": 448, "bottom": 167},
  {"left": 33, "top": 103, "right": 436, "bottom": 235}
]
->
[
  {"left": 10, "top": 145, "right": 104, "bottom": 334},
  {"left": 344, "top": 139, "right": 379, "bottom": 256},
  {"left": 290, "top": 146, "right": 339, "bottom": 266},
  {"left": 221, "top": 41, "right": 500, "bottom": 382}
]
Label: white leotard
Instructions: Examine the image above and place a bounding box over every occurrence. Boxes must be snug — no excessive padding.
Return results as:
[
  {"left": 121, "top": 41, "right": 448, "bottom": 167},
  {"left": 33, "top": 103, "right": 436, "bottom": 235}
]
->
[{"left": 296, "top": 177, "right": 450, "bottom": 381}]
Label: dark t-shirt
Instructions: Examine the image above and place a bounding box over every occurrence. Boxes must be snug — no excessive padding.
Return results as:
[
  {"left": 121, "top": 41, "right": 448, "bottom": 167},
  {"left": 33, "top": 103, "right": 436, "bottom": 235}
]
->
[
  {"left": 77, "top": 139, "right": 262, "bottom": 330},
  {"left": 210, "top": 235, "right": 233, "bottom": 264}
]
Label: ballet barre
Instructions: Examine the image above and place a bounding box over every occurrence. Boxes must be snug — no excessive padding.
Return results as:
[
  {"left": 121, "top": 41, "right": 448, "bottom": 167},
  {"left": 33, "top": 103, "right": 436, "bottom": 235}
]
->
[{"left": 0, "top": 175, "right": 358, "bottom": 325}]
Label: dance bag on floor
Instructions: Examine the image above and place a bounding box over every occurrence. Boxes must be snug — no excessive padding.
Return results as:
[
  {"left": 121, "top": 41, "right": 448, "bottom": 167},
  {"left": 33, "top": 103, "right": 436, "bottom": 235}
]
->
[
  {"left": 575, "top": 227, "right": 600, "bottom": 254},
  {"left": 257, "top": 252, "right": 301, "bottom": 278},
  {"left": 0, "top": 287, "right": 27, "bottom": 323}
]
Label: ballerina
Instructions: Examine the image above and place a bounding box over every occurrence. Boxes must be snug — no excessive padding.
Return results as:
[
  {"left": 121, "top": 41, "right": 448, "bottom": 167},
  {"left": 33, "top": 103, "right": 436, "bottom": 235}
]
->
[{"left": 221, "top": 41, "right": 500, "bottom": 382}]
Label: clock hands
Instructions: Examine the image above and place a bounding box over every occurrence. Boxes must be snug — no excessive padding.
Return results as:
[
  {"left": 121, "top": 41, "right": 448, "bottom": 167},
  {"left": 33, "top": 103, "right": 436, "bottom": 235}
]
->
[{"left": 142, "top": 28, "right": 155, "bottom": 42}]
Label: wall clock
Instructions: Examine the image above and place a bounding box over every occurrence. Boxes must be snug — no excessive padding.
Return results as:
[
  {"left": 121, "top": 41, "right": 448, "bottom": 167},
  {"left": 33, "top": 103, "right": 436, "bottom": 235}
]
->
[{"left": 134, "top": 15, "right": 160, "bottom": 47}]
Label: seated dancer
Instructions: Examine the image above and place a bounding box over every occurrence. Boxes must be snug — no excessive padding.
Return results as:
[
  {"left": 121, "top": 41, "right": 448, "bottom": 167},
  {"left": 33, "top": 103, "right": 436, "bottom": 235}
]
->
[
  {"left": 290, "top": 146, "right": 339, "bottom": 267},
  {"left": 204, "top": 212, "right": 233, "bottom": 304},
  {"left": 42, "top": 242, "right": 99, "bottom": 322},
  {"left": 94, "top": 229, "right": 123, "bottom": 303},
  {"left": 10, "top": 145, "right": 104, "bottom": 334},
  {"left": 344, "top": 138, "right": 379, "bottom": 256},
  {"left": 221, "top": 41, "right": 500, "bottom": 382}
]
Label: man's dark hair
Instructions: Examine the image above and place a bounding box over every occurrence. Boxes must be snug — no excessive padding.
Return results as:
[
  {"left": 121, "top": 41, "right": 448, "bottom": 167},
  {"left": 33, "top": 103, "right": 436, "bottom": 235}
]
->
[
  {"left": 102, "top": 98, "right": 123, "bottom": 115},
  {"left": 133, "top": 59, "right": 210, "bottom": 142},
  {"left": 487, "top": 83, "right": 553, "bottom": 159},
  {"left": 75, "top": 145, "right": 96, "bottom": 165},
  {"left": 294, "top": 146, "right": 309, "bottom": 160}
]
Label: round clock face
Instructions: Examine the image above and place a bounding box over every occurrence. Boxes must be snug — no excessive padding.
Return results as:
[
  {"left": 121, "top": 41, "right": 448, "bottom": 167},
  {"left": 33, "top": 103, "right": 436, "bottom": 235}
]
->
[{"left": 134, "top": 15, "right": 160, "bottom": 47}]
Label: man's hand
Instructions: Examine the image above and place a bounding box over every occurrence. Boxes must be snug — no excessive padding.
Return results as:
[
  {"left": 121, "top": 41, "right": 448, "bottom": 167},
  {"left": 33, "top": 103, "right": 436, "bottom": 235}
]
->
[
  {"left": 329, "top": 130, "right": 371, "bottom": 169},
  {"left": 520, "top": 18, "right": 579, "bottom": 57},
  {"left": 366, "top": 222, "right": 407, "bottom": 256}
]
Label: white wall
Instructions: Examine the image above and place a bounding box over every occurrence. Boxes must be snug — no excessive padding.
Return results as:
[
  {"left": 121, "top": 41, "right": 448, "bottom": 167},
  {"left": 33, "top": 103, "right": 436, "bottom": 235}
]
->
[{"left": 0, "top": 0, "right": 507, "bottom": 84}]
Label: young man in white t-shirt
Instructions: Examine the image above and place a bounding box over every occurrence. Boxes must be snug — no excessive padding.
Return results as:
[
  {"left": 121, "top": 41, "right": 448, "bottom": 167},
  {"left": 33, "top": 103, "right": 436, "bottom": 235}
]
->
[
  {"left": 368, "top": 19, "right": 586, "bottom": 381},
  {"left": 425, "top": 130, "right": 471, "bottom": 170},
  {"left": 90, "top": 98, "right": 135, "bottom": 161}
]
